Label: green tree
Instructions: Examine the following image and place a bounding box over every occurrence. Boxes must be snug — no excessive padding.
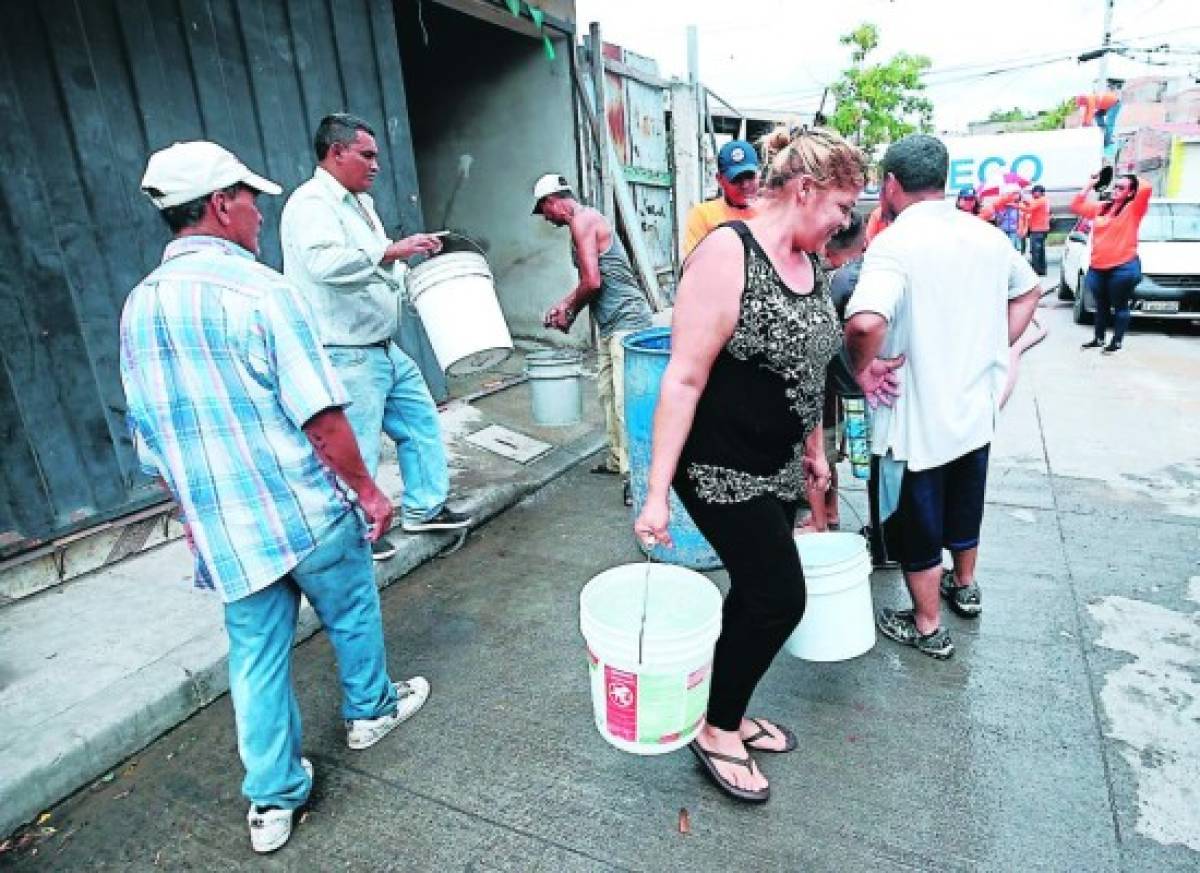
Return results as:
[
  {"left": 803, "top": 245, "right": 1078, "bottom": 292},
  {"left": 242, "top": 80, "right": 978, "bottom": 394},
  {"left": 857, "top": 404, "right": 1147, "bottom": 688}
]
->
[
  {"left": 1036, "top": 97, "right": 1078, "bottom": 131},
  {"left": 987, "top": 107, "right": 1031, "bottom": 122},
  {"left": 828, "top": 23, "right": 933, "bottom": 152}
]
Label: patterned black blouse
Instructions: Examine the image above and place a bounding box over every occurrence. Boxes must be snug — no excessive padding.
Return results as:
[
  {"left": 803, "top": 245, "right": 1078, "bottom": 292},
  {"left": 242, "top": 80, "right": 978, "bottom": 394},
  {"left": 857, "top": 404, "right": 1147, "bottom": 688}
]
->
[{"left": 678, "top": 222, "right": 841, "bottom": 504}]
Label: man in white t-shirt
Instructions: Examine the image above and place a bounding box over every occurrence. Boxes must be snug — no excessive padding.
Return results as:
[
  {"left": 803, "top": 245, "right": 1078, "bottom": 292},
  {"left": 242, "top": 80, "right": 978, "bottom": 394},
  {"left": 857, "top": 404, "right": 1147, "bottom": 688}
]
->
[{"left": 845, "top": 134, "right": 1041, "bottom": 660}]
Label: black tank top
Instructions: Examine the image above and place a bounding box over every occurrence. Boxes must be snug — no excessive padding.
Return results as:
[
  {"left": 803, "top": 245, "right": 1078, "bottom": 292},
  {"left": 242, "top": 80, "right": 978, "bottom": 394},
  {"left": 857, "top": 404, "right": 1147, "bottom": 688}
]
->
[{"left": 678, "top": 222, "right": 841, "bottom": 503}]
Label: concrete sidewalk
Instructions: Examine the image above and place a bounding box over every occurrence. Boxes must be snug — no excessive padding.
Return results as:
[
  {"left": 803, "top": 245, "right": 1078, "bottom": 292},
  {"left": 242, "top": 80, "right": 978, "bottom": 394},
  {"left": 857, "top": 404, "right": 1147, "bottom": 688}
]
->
[{"left": 0, "top": 374, "right": 607, "bottom": 840}]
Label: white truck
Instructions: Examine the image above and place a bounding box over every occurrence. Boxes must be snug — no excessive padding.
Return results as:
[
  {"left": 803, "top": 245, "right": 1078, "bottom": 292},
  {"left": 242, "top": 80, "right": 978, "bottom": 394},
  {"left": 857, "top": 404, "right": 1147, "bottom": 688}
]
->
[
  {"left": 942, "top": 127, "right": 1104, "bottom": 218},
  {"left": 860, "top": 127, "right": 1105, "bottom": 225}
]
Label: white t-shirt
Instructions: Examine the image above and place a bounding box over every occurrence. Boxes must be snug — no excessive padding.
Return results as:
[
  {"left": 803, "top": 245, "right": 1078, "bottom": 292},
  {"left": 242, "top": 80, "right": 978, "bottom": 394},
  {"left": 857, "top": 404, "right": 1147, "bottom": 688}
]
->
[{"left": 846, "top": 200, "right": 1040, "bottom": 472}]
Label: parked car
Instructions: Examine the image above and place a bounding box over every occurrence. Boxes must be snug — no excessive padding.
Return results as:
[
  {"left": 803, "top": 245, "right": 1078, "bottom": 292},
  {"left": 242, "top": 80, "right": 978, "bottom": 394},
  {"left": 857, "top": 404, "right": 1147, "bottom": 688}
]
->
[{"left": 1058, "top": 199, "right": 1200, "bottom": 324}]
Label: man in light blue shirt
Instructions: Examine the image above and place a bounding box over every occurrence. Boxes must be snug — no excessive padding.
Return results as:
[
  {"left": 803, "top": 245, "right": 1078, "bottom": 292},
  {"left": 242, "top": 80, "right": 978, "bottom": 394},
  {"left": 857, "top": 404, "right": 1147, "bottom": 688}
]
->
[
  {"left": 281, "top": 114, "right": 470, "bottom": 558},
  {"left": 122, "top": 141, "right": 431, "bottom": 853}
]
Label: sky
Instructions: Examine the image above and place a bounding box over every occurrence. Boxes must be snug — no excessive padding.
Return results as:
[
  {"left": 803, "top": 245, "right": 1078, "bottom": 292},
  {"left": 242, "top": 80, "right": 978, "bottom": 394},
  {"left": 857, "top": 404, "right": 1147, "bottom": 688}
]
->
[{"left": 574, "top": 0, "right": 1200, "bottom": 132}]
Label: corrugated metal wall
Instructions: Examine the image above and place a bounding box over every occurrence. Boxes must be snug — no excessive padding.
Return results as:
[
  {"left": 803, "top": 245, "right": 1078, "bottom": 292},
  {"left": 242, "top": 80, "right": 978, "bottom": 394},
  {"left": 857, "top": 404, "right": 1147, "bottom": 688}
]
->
[{"left": 0, "top": 0, "right": 435, "bottom": 557}]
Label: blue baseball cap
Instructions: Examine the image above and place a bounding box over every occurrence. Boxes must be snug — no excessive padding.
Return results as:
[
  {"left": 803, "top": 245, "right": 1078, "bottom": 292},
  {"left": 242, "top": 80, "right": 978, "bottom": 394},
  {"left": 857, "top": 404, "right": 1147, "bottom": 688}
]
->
[
  {"left": 958, "top": 185, "right": 977, "bottom": 199},
  {"left": 717, "top": 140, "right": 759, "bottom": 180}
]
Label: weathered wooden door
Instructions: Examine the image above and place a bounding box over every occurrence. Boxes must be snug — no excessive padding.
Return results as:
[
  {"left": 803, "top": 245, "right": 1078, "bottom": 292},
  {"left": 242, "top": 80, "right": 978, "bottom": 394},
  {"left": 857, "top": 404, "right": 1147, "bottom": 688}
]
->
[{"left": 598, "top": 43, "right": 678, "bottom": 298}]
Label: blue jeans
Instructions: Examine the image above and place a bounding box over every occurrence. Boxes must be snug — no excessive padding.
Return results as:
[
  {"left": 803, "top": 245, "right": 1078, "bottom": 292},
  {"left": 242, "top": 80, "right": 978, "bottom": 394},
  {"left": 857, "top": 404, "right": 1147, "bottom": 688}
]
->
[
  {"left": 1085, "top": 256, "right": 1141, "bottom": 344},
  {"left": 1028, "top": 230, "right": 1047, "bottom": 275},
  {"left": 326, "top": 342, "right": 449, "bottom": 525},
  {"left": 1005, "top": 230, "right": 1022, "bottom": 251},
  {"left": 224, "top": 510, "right": 398, "bottom": 809}
]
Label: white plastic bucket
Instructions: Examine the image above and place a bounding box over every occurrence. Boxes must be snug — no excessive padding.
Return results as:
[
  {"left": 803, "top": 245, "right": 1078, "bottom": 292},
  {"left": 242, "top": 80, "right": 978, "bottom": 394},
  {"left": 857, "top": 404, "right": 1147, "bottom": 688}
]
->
[
  {"left": 526, "top": 349, "right": 583, "bottom": 426},
  {"left": 783, "top": 532, "right": 875, "bottom": 662},
  {"left": 406, "top": 251, "right": 513, "bottom": 375},
  {"left": 579, "top": 563, "right": 722, "bottom": 755}
]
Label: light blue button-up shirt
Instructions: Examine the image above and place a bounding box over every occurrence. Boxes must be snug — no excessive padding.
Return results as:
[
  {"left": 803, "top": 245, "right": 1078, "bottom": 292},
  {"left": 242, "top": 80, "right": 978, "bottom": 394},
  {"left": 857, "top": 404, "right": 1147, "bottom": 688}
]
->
[
  {"left": 280, "top": 167, "right": 407, "bottom": 346},
  {"left": 119, "top": 236, "right": 354, "bottom": 602}
]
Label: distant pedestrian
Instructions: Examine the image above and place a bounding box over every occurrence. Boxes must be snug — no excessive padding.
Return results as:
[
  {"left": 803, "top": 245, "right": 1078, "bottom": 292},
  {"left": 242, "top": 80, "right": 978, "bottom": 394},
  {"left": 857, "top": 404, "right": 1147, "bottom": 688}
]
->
[
  {"left": 1022, "top": 184, "right": 1051, "bottom": 275},
  {"left": 122, "top": 141, "right": 428, "bottom": 854},
  {"left": 955, "top": 185, "right": 983, "bottom": 217},
  {"left": 845, "top": 134, "right": 1041, "bottom": 660},
  {"left": 682, "top": 139, "right": 760, "bottom": 258},
  {"left": 1071, "top": 172, "right": 1151, "bottom": 354},
  {"left": 535, "top": 174, "right": 654, "bottom": 504},
  {"left": 634, "top": 126, "right": 900, "bottom": 803},
  {"left": 992, "top": 188, "right": 1022, "bottom": 250}
]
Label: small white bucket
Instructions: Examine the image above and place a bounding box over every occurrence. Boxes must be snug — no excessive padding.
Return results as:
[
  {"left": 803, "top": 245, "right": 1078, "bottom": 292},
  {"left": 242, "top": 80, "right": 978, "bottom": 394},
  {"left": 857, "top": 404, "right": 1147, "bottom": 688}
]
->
[
  {"left": 526, "top": 349, "right": 583, "bottom": 426},
  {"left": 783, "top": 532, "right": 875, "bottom": 662},
  {"left": 579, "top": 563, "right": 722, "bottom": 755},
  {"left": 406, "top": 251, "right": 513, "bottom": 376}
]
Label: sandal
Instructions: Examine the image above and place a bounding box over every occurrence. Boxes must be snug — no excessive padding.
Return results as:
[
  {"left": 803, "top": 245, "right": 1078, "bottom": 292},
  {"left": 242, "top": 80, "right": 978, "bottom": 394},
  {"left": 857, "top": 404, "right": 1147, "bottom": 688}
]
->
[
  {"left": 688, "top": 740, "right": 770, "bottom": 803},
  {"left": 742, "top": 718, "right": 797, "bottom": 754},
  {"left": 590, "top": 462, "right": 619, "bottom": 476}
]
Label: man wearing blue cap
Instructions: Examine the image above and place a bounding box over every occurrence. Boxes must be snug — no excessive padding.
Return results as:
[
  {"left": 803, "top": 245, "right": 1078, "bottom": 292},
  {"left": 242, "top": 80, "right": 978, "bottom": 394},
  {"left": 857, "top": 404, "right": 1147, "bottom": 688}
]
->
[{"left": 682, "top": 139, "right": 760, "bottom": 258}]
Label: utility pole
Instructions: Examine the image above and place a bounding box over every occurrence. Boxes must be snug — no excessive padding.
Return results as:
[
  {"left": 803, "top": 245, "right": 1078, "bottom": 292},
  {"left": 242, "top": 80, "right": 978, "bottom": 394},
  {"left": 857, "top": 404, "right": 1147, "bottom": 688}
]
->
[
  {"left": 687, "top": 26, "right": 703, "bottom": 200},
  {"left": 1097, "top": 0, "right": 1115, "bottom": 90}
]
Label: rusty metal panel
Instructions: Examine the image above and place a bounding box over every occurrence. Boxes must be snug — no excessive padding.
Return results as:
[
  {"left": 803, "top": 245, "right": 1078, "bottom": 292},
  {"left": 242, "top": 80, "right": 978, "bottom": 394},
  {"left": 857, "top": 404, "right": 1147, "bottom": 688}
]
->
[
  {"left": 0, "top": 0, "right": 428, "bottom": 558},
  {"left": 602, "top": 41, "right": 629, "bottom": 164}
]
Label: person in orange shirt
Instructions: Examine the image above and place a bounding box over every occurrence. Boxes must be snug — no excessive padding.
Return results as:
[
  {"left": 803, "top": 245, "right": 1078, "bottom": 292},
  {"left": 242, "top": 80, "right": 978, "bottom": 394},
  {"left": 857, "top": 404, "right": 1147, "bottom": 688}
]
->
[
  {"left": 864, "top": 204, "right": 891, "bottom": 242},
  {"left": 1070, "top": 173, "right": 1152, "bottom": 353},
  {"left": 1022, "top": 184, "right": 1051, "bottom": 275},
  {"left": 682, "top": 139, "right": 759, "bottom": 258}
]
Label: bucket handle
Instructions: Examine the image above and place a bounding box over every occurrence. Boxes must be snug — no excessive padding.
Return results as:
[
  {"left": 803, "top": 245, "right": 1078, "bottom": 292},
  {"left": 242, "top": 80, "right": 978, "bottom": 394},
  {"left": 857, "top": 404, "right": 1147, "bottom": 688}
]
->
[
  {"left": 402, "top": 231, "right": 488, "bottom": 310},
  {"left": 638, "top": 555, "right": 651, "bottom": 666},
  {"left": 436, "top": 230, "right": 488, "bottom": 258}
]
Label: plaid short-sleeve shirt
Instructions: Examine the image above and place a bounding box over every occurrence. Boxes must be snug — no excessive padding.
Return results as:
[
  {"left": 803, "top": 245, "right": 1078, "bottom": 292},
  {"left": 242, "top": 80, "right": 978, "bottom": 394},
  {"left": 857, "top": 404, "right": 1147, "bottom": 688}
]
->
[{"left": 120, "top": 235, "right": 355, "bottom": 602}]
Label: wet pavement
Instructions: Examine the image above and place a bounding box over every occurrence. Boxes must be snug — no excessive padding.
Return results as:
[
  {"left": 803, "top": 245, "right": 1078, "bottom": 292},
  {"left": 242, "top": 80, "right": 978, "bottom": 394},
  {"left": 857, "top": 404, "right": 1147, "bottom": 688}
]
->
[{"left": 2, "top": 295, "right": 1198, "bottom": 871}]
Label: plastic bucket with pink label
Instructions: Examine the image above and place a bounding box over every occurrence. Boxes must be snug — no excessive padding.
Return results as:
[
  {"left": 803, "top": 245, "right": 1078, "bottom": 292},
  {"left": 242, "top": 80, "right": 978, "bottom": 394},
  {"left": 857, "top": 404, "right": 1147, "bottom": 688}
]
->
[{"left": 579, "top": 563, "right": 722, "bottom": 755}]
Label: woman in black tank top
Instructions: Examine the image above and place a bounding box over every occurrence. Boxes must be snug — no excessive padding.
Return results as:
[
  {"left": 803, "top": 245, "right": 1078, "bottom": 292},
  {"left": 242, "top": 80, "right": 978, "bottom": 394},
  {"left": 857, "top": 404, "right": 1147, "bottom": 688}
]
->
[{"left": 633, "top": 127, "right": 868, "bottom": 804}]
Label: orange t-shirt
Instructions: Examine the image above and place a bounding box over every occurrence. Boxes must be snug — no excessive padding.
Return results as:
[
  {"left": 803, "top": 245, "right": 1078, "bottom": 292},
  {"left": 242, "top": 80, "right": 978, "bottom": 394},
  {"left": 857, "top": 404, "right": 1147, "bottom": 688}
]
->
[
  {"left": 1023, "top": 195, "right": 1051, "bottom": 232},
  {"left": 865, "top": 206, "right": 891, "bottom": 243},
  {"left": 1071, "top": 185, "right": 1152, "bottom": 269},
  {"left": 682, "top": 198, "right": 757, "bottom": 257}
]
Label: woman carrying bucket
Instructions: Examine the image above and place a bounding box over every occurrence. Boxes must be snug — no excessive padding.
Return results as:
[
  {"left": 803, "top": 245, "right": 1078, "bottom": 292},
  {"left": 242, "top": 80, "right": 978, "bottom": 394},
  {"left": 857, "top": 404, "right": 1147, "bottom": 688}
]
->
[{"left": 633, "top": 127, "right": 901, "bottom": 803}]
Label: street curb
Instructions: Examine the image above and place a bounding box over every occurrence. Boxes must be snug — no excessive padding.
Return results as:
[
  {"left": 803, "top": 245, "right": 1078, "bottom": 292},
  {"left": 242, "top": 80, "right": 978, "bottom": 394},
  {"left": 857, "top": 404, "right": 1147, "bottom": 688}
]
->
[{"left": 0, "top": 430, "right": 605, "bottom": 840}]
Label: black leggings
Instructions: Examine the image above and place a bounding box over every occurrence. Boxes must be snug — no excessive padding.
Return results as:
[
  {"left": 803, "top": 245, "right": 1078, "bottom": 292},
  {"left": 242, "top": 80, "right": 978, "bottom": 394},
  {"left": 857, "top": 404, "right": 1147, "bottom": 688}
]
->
[{"left": 674, "top": 474, "right": 805, "bottom": 731}]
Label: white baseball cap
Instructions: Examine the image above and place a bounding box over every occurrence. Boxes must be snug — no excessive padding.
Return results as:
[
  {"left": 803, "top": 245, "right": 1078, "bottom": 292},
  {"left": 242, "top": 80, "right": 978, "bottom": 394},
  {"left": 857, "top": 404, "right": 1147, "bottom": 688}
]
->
[
  {"left": 141, "top": 141, "right": 281, "bottom": 209},
  {"left": 531, "top": 173, "right": 573, "bottom": 214}
]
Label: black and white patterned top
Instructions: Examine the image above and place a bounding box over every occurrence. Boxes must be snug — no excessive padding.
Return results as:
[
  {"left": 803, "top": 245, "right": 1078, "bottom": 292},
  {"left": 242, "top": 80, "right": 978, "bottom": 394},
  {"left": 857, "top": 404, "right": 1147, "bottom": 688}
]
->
[{"left": 678, "top": 222, "right": 841, "bottom": 504}]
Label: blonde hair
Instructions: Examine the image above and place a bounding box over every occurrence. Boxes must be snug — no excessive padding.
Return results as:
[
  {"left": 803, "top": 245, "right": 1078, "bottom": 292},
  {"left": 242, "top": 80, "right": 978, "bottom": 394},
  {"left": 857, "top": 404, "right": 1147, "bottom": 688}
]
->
[{"left": 757, "top": 125, "right": 868, "bottom": 193}]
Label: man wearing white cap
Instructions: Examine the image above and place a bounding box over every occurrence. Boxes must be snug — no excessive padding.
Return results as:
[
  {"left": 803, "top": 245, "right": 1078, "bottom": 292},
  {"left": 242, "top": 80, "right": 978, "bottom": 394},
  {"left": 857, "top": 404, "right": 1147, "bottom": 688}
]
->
[
  {"left": 121, "top": 141, "right": 429, "bottom": 854},
  {"left": 534, "top": 174, "right": 653, "bottom": 502}
]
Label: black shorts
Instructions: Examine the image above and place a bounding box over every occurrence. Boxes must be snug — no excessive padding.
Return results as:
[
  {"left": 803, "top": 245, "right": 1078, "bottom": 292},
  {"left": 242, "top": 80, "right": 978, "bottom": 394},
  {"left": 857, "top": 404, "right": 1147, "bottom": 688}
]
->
[{"left": 893, "top": 444, "right": 990, "bottom": 573}]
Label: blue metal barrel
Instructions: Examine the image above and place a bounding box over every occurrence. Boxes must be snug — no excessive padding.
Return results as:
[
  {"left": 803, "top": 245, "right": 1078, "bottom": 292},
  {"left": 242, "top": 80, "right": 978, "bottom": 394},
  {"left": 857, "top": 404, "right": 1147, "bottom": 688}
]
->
[{"left": 622, "top": 327, "right": 722, "bottom": 570}]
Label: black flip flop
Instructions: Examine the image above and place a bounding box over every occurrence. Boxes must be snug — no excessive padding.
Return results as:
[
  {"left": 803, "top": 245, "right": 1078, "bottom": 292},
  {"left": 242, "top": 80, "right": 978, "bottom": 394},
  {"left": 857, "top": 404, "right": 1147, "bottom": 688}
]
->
[
  {"left": 742, "top": 718, "right": 797, "bottom": 754},
  {"left": 688, "top": 740, "right": 770, "bottom": 804}
]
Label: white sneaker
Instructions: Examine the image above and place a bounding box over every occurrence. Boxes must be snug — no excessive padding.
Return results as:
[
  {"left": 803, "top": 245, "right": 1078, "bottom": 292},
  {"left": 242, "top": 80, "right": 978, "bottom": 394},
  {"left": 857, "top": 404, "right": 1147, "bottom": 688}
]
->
[
  {"left": 247, "top": 757, "right": 313, "bottom": 854},
  {"left": 346, "top": 677, "right": 431, "bottom": 750}
]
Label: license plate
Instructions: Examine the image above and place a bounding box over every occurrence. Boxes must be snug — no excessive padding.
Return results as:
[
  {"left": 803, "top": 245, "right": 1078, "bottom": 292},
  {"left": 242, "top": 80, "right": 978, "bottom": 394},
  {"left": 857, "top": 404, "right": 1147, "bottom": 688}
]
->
[{"left": 1142, "top": 301, "right": 1180, "bottom": 313}]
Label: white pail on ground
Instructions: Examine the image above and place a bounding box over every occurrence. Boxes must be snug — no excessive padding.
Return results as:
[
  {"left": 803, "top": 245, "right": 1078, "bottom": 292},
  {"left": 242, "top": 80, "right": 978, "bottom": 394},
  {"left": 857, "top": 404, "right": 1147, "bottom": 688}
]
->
[
  {"left": 784, "top": 532, "right": 875, "bottom": 662},
  {"left": 579, "top": 563, "right": 722, "bottom": 755},
  {"left": 406, "top": 251, "right": 513, "bottom": 375},
  {"left": 525, "top": 349, "right": 583, "bottom": 426}
]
